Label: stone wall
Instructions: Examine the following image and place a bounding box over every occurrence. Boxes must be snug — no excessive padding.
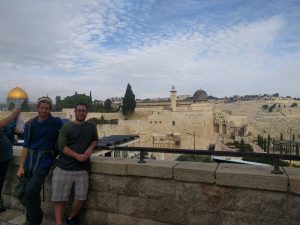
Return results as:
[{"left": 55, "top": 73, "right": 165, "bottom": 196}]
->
[{"left": 3, "top": 153, "right": 300, "bottom": 225}]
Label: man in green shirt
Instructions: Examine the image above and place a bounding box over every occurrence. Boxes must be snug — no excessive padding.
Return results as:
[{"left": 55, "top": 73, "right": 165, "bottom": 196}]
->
[{"left": 52, "top": 102, "right": 98, "bottom": 225}]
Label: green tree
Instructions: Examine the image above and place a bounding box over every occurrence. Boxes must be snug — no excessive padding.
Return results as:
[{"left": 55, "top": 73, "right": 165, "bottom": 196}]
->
[
  {"left": 104, "top": 99, "right": 112, "bottom": 112},
  {"left": 55, "top": 96, "right": 62, "bottom": 111},
  {"left": 122, "top": 83, "right": 136, "bottom": 117},
  {"left": 8, "top": 102, "right": 15, "bottom": 110},
  {"left": 239, "top": 138, "right": 245, "bottom": 151},
  {"left": 60, "top": 93, "right": 92, "bottom": 109},
  {"left": 267, "top": 134, "right": 271, "bottom": 153},
  {"left": 21, "top": 100, "right": 30, "bottom": 112},
  {"left": 92, "top": 100, "right": 104, "bottom": 112},
  {"left": 263, "top": 138, "right": 267, "bottom": 152}
]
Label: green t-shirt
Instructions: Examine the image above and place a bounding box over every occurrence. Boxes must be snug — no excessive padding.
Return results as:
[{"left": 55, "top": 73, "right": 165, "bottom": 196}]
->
[{"left": 56, "top": 121, "right": 98, "bottom": 171}]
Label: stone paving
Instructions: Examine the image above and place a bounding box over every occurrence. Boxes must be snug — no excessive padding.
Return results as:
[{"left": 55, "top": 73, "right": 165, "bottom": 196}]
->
[{"left": 0, "top": 209, "right": 54, "bottom": 225}]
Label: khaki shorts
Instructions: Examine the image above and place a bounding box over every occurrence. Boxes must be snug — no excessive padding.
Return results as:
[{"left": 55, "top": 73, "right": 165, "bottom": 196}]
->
[{"left": 51, "top": 167, "right": 89, "bottom": 201}]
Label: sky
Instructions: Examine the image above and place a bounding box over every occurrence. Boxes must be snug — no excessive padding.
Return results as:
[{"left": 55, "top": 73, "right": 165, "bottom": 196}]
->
[{"left": 0, "top": 0, "right": 300, "bottom": 102}]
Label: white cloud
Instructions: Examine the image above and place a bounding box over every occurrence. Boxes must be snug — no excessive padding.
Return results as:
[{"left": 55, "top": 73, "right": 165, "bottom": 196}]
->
[{"left": 0, "top": 1, "right": 299, "bottom": 102}]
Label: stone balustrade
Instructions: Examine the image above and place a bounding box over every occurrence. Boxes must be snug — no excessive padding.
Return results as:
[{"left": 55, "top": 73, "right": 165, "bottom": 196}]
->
[{"left": 3, "top": 152, "right": 300, "bottom": 225}]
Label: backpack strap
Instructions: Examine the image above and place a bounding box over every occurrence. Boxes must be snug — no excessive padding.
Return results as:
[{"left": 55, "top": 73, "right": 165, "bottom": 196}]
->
[
  {"left": 26, "top": 116, "right": 38, "bottom": 146},
  {"left": 28, "top": 149, "right": 52, "bottom": 174}
]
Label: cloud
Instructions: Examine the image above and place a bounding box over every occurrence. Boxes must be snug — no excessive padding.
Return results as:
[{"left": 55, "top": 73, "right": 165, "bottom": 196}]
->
[{"left": 0, "top": 0, "right": 299, "bottom": 102}]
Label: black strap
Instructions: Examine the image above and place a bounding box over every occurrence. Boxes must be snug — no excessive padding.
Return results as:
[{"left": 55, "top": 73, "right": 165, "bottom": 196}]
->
[{"left": 28, "top": 150, "right": 52, "bottom": 174}]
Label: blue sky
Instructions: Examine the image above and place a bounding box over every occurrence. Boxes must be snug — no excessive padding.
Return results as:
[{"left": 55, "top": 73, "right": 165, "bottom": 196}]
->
[{"left": 0, "top": 0, "right": 300, "bottom": 102}]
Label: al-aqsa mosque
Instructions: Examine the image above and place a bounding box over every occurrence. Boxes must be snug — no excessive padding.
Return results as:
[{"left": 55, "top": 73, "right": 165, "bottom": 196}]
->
[{"left": 6, "top": 87, "right": 29, "bottom": 106}]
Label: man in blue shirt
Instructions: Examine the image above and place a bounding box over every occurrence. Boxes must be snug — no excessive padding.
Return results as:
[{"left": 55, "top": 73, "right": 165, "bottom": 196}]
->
[{"left": 17, "top": 97, "right": 63, "bottom": 225}]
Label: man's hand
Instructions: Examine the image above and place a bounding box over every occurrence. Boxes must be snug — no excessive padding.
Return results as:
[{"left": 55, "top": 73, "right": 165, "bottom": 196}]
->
[
  {"left": 84, "top": 148, "right": 93, "bottom": 157},
  {"left": 76, "top": 153, "right": 89, "bottom": 162},
  {"left": 17, "top": 167, "right": 25, "bottom": 178}
]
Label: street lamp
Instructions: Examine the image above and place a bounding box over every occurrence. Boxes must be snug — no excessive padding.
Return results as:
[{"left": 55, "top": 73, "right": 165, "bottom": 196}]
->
[
  {"left": 186, "top": 132, "right": 195, "bottom": 150},
  {"left": 289, "top": 127, "right": 292, "bottom": 163}
]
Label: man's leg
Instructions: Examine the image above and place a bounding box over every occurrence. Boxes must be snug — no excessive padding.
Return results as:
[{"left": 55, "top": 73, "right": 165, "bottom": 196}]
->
[
  {"left": 52, "top": 167, "right": 73, "bottom": 225},
  {"left": 0, "top": 160, "right": 10, "bottom": 212},
  {"left": 68, "top": 200, "right": 85, "bottom": 219},
  {"left": 67, "top": 170, "right": 89, "bottom": 222},
  {"left": 25, "top": 167, "right": 50, "bottom": 225},
  {"left": 54, "top": 201, "right": 66, "bottom": 225}
]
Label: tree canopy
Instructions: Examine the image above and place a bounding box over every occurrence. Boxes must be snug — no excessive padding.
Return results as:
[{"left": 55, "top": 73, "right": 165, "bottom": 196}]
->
[
  {"left": 104, "top": 99, "right": 112, "bottom": 112},
  {"left": 122, "top": 83, "right": 136, "bottom": 117},
  {"left": 54, "top": 93, "right": 92, "bottom": 110}
]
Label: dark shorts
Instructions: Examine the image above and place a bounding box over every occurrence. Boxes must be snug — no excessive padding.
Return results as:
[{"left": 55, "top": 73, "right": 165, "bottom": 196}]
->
[{"left": 51, "top": 167, "right": 89, "bottom": 201}]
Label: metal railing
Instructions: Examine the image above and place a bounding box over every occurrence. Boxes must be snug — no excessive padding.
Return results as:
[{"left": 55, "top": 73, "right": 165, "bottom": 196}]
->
[{"left": 99, "top": 146, "right": 300, "bottom": 174}]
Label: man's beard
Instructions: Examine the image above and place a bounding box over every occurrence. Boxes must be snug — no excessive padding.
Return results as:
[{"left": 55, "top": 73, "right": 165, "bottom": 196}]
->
[{"left": 75, "top": 115, "right": 86, "bottom": 122}]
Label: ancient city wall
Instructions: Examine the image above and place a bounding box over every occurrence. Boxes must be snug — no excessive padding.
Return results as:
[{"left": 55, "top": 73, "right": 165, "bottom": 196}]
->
[
  {"left": 3, "top": 153, "right": 300, "bottom": 225},
  {"left": 96, "top": 110, "right": 214, "bottom": 150}
]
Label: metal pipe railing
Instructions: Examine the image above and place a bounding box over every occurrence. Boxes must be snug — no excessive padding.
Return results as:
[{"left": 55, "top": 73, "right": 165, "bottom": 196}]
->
[{"left": 101, "top": 146, "right": 300, "bottom": 174}]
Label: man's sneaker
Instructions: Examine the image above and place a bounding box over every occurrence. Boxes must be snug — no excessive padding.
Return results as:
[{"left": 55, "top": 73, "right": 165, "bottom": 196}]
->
[{"left": 65, "top": 217, "right": 78, "bottom": 225}]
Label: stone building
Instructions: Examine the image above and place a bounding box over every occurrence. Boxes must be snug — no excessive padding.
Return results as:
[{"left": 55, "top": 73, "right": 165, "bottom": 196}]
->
[{"left": 0, "top": 86, "right": 248, "bottom": 158}]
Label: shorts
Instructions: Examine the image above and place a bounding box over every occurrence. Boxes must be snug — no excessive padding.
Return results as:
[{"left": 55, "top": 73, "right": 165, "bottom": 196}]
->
[{"left": 51, "top": 167, "right": 89, "bottom": 201}]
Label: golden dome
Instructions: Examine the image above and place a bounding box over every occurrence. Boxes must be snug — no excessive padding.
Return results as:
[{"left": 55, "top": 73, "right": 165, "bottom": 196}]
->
[{"left": 7, "top": 87, "right": 28, "bottom": 99}]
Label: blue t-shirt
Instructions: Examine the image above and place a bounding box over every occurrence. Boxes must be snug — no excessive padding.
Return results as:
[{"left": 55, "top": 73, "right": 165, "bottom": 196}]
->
[{"left": 23, "top": 115, "right": 63, "bottom": 168}]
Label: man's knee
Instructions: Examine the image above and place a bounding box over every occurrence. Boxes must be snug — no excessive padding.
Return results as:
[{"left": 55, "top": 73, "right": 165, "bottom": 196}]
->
[{"left": 25, "top": 181, "right": 41, "bottom": 198}]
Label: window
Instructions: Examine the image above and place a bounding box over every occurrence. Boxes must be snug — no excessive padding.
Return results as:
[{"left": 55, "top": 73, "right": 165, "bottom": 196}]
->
[{"left": 172, "top": 121, "right": 175, "bottom": 126}]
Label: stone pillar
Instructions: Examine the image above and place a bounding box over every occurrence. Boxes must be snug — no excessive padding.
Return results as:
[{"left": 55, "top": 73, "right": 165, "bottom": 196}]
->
[
  {"left": 170, "top": 86, "right": 177, "bottom": 111},
  {"left": 219, "top": 124, "right": 223, "bottom": 134}
]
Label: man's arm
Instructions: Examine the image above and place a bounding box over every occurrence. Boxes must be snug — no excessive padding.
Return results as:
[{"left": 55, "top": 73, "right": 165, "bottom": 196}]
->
[
  {"left": 63, "top": 146, "right": 89, "bottom": 162},
  {"left": 17, "top": 147, "right": 28, "bottom": 177},
  {"left": 0, "top": 109, "right": 20, "bottom": 128},
  {"left": 84, "top": 124, "right": 98, "bottom": 157},
  {"left": 84, "top": 140, "right": 98, "bottom": 157},
  {"left": 17, "top": 119, "right": 29, "bottom": 177}
]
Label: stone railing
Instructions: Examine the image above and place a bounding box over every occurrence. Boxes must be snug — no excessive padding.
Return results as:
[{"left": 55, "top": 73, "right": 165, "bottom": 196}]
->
[{"left": 3, "top": 153, "right": 300, "bottom": 225}]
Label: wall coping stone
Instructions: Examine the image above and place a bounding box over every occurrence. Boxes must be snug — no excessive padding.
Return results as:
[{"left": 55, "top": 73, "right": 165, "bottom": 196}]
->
[
  {"left": 216, "top": 163, "right": 288, "bottom": 191},
  {"left": 126, "top": 159, "right": 179, "bottom": 178},
  {"left": 174, "top": 161, "right": 218, "bottom": 183},
  {"left": 91, "top": 157, "right": 129, "bottom": 175},
  {"left": 283, "top": 167, "right": 300, "bottom": 194},
  {"left": 10, "top": 152, "right": 299, "bottom": 193}
]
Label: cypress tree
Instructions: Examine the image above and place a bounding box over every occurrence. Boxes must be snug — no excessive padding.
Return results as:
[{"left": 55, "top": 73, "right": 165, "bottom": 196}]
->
[
  {"left": 122, "top": 83, "right": 136, "bottom": 117},
  {"left": 263, "top": 138, "right": 267, "bottom": 152},
  {"left": 240, "top": 138, "right": 245, "bottom": 152}
]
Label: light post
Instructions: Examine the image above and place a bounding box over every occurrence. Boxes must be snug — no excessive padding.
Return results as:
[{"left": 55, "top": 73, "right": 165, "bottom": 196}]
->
[
  {"left": 186, "top": 132, "right": 195, "bottom": 150},
  {"left": 289, "top": 128, "right": 292, "bottom": 163}
]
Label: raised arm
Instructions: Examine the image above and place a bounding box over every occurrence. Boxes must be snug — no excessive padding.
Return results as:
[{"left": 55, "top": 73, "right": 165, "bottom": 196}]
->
[{"left": 0, "top": 109, "right": 21, "bottom": 128}]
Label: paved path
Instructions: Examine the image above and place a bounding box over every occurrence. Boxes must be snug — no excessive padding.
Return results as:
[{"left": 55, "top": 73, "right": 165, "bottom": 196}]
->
[{"left": 0, "top": 209, "right": 54, "bottom": 225}]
